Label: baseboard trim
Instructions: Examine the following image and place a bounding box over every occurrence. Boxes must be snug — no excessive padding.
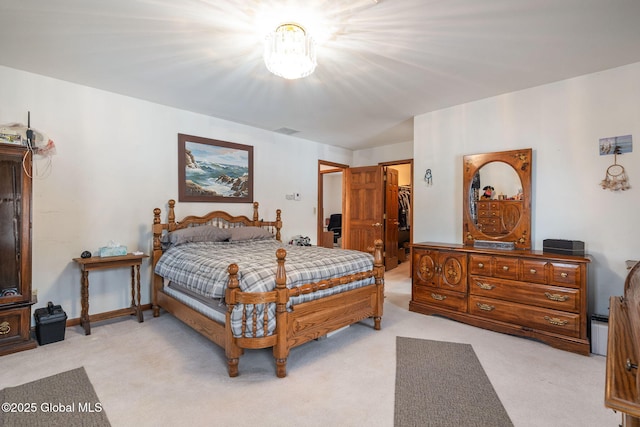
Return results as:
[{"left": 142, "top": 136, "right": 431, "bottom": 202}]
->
[{"left": 65, "top": 304, "right": 152, "bottom": 327}]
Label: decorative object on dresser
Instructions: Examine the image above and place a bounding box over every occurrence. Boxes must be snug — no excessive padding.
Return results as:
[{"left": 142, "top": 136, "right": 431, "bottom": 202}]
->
[
  {"left": 152, "top": 199, "right": 385, "bottom": 378},
  {"left": 542, "top": 239, "right": 585, "bottom": 257},
  {"left": 411, "top": 148, "right": 591, "bottom": 355},
  {"left": 605, "top": 260, "right": 640, "bottom": 424},
  {"left": 0, "top": 144, "right": 36, "bottom": 356}
]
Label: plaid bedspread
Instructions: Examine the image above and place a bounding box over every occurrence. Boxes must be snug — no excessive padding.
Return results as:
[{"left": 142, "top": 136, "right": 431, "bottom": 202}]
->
[{"left": 155, "top": 239, "right": 375, "bottom": 299}]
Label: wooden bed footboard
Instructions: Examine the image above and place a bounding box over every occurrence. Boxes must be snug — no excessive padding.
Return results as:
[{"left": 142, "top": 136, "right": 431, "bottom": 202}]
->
[
  {"left": 151, "top": 199, "right": 384, "bottom": 378},
  {"left": 224, "top": 241, "right": 384, "bottom": 378}
]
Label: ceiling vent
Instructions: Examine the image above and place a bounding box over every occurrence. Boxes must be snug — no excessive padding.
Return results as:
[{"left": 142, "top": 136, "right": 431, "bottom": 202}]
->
[{"left": 273, "top": 127, "right": 300, "bottom": 135}]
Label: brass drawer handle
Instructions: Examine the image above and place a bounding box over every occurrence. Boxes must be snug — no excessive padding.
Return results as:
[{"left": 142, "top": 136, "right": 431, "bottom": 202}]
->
[
  {"left": 476, "top": 282, "right": 495, "bottom": 290},
  {"left": 476, "top": 303, "right": 495, "bottom": 311},
  {"left": 529, "top": 268, "right": 537, "bottom": 274},
  {"left": 431, "top": 293, "right": 447, "bottom": 301},
  {"left": 560, "top": 272, "right": 568, "bottom": 278},
  {"left": 0, "top": 321, "right": 10, "bottom": 335},
  {"left": 502, "top": 266, "right": 509, "bottom": 271},
  {"left": 477, "top": 262, "right": 484, "bottom": 268},
  {"left": 544, "top": 316, "right": 568, "bottom": 326},
  {"left": 544, "top": 292, "right": 569, "bottom": 302}
]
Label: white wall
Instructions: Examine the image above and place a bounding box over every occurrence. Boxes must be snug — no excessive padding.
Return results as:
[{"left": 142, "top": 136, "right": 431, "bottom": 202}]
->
[
  {"left": 413, "top": 62, "right": 640, "bottom": 315},
  {"left": 353, "top": 140, "right": 413, "bottom": 166},
  {"left": 0, "top": 66, "right": 353, "bottom": 321},
  {"left": 323, "top": 172, "right": 343, "bottom": 219}
]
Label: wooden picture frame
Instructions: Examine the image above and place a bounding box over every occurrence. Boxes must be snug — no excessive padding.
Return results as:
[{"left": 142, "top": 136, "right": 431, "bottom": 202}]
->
[{"left": 178, "top": 134, "right": 253, "bottom": 203}]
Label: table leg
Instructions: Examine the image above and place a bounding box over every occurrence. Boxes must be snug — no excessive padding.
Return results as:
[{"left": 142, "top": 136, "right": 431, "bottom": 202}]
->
[
  {"left": 135, "top": 264, "right": 143, "bottom": 323},
  {"left": 80, "top": 270, "right": 91, "bottom": 335},
  {"left": 130, "top": 266, "right": 135, "bottom": 315}
]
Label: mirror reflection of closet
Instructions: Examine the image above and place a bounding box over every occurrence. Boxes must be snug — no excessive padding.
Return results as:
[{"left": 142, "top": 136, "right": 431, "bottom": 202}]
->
[{"left": 463, "top": 148, "right": 532, "bottom": 249}]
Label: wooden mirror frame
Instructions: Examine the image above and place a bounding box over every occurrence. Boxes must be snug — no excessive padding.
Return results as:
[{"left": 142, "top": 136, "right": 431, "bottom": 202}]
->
[{"left": 462, "top": 148, "right": 532, "bottom": 249}]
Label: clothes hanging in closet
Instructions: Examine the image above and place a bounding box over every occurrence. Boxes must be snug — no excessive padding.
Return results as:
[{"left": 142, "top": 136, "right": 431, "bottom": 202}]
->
[{"left": 398, "top": 186, "right": 411, "bottom": 230}]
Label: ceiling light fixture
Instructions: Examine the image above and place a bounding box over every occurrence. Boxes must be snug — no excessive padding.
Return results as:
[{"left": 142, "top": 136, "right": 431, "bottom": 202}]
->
[{"left": 264, "top": 23, "right": 316, "bottom": 80}]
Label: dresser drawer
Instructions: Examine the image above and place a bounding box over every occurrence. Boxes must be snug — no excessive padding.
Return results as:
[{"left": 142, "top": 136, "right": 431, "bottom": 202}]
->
[
  {"left": 478, "top": 211, "right": 500, "bottom": 220},
  {"left": 0, "top": 306, "right": 31, "bottom": 343},
  {"left": 549, "top": 262, "right": 581, "bottom": 288},
  {"left": 479, "top": 217, "right": 499, "bottom": 226},
  {"left": 468, "top": 255, "right": 493, "bottom": 276},
  {"left": 413, "top": 286, "right": 467, "bottom": 312},
  {"left": 477, "top": 201, "right": 499, "bottom": 211},
  {"left": 493, "top": 256, "right": 519, "bottom": 280},
  {"left": 479, "top": 224, "right": 500, "bottom": 234},
  {"left": 469, "top": 296, "right": 580, "bottom": 338},
  {"left": 520, "top": 259, "right": 548, "bottom": 284},
  {"left": 469, "top": 276, "right": 580, "bottom": 313}
]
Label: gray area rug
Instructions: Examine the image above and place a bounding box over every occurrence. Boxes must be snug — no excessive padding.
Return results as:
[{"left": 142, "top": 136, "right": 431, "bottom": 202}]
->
[
  {"left": 0, "top": 367, "right": 110, "bottom": 427},
  {"left": 395, "top": 337, "right": 513, "bottom": 427}
]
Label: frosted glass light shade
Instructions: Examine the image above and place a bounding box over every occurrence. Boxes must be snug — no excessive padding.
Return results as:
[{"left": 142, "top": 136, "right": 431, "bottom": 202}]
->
[{"left": 264, "top": 23, "right": 317, "bottom": 80}]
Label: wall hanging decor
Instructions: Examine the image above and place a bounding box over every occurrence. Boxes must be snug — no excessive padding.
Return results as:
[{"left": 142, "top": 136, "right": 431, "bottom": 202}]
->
[
  {"left": 178, "top": 133, "right": 253, "bottom": 203},
  {"left": 599, "top": 135, "right": 632, "bottom": 192}
]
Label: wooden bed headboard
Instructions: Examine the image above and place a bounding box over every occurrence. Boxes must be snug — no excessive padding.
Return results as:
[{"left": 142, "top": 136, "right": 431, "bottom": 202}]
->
[{"left": 152, "top": 199, "right": 282, "bottom": 256}]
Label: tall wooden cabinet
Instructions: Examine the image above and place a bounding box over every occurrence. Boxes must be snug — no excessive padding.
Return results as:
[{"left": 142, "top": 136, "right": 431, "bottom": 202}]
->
[
  {"left": 411, "top": 242, "right": 590, "bottom": 355},
  {"left": 0, "top": 144, "right": 36, "bottom": 355}
]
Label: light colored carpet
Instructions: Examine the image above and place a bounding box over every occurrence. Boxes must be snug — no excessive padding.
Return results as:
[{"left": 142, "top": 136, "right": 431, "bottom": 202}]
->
[
  {"left": 0, "top": 262, "right": 620, "bottom": 426},
  {"left": 394, "top": 337, "right": 513, "bottom": 427}
]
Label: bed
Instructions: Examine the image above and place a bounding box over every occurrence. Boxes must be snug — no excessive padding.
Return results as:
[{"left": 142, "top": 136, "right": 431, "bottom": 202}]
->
[{"left": 151, "top": 199, "right": 384, "bottom": 378}]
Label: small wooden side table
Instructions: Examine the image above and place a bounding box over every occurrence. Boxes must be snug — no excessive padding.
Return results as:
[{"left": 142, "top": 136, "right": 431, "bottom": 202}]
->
[{"left": 72, "top": 253, "right": 148, "bottom": 335}]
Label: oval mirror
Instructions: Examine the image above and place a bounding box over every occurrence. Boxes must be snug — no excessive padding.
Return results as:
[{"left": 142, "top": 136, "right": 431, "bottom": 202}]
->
[
  {"left": 471, "top": 161, "right": 523, "bottom": 234},
  {"left": 462, "top": 149, "right": 532, "bottom": 249}
]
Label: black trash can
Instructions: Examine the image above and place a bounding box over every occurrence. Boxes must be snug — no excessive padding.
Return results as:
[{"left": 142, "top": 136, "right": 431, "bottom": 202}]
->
[{"left": 34, "top": 301, "right": 67, "bottom": 345}]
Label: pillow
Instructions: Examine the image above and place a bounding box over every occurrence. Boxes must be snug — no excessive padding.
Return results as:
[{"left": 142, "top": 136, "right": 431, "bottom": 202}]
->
[
  {"left": 162, "top": 225, "right": 231, "bottom": 247},
  {"left": 229, "top": 226, "right": 274, "bottom": 241}
]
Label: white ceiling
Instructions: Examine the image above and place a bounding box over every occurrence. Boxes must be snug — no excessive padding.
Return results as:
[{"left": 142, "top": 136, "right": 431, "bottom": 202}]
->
[{"left": 2, "top": 0, "right": 640, "bottom": 150}]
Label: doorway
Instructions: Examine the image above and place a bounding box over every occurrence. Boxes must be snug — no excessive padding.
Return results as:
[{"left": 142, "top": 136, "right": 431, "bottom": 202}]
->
[
  {"left": 317, "top": 160, "right": 348, "bottom": 249},
  {"left": 380, "top": 160, "right": 413, "bottom": 269},
  {"left": 317, "top": 159, "right": 413, "bottom": 271}
]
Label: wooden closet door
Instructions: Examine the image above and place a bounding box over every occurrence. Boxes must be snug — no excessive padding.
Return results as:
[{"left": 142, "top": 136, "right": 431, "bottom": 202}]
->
[{"left": 343, "top": 166, "right": 384, "bottom": 253}]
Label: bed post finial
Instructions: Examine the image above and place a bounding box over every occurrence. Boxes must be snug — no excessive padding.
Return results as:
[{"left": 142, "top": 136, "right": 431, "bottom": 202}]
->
[
  {"left": 168, "top": 199, "right": 176, "bottom": 226},
  {"left": 275, "top": 209, "right": 282, "bottom": 241},
  {"left": 152, "top": 208, "right": 162, "bottom": 251},
  {"left": 275, "top": 248, "right": 287, "bottom": 290},
  {"left": 253, "top": 202, "right": 259, "bottom": 223}
]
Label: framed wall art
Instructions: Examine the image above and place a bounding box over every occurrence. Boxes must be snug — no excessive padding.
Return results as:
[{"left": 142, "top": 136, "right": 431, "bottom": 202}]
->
[{"left": 178, "top": 133, "right": 253, "bottom": 203}]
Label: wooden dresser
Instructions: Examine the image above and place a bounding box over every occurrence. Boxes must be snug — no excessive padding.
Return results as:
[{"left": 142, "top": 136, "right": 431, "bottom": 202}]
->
[
  {"left": 605, "top": 261, "right": 640, "bottom": 425},
  {"left": 410, "top": 242, "right": 590, "bottom": 355}
]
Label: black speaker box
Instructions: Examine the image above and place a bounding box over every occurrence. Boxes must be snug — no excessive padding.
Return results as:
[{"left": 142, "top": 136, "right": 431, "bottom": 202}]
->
[{"left": 543, "top": 239, "right": 585, "bottom": 257}]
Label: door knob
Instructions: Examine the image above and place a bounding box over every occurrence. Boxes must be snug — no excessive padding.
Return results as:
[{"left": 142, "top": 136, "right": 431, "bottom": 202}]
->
[{"left": 372, "top": 222, "right": 383, "bottom": 227}]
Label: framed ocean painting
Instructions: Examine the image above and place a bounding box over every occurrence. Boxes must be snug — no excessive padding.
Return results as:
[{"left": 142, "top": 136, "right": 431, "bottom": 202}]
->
[{"left": 178, "top": 134, "right": 253, "bottom": 203}]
